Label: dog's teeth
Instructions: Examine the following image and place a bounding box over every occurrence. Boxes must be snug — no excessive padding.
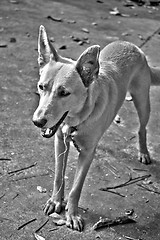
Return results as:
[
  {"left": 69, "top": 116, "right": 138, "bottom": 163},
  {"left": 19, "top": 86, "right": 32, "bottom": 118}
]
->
[
  {"left": 41, "top": 128, "right": 52, "bottom": 137},
  {"left": 45, "top": 128, "right": 51, "bottom": 135}
]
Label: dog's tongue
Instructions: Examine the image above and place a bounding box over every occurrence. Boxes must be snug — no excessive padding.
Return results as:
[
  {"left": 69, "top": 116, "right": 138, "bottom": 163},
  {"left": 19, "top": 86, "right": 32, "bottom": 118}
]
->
[{"left": 41, "top": 111, "right": 68, "bottom": 138}]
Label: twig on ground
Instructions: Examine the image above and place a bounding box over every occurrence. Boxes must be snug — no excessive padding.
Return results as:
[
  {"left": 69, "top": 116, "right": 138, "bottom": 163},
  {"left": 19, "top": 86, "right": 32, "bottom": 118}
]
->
[
  {"left": 0, "top": 193, "right": 5, "bottom": 200},
  {"left": 12, "top": 193, "right": 19, "bottom": 200},
  {"left": 8, "top": 162, "right": 37, "bottom": 175},
  {"left": 137, "top": 184, "right": 160, "bottom": 195},
  {"left": 99, "top": 174, "right": 151, "bottom": 191},
  {"left": 139, "top": 27, "right": 160, "bottom": 48},
  {"left": 17, "top": 218, "right": 37, "bottom": 230},
  {"left": 35, "top": 218, "right": 49, "bottom": 233},
  {"left": 10, "top": 172, "right": 49, "bottom": 181},
  {"left": 0, "top": 158, "right": 12, "bottom": 161},
  {"left": 105, "top": 189, "right": 125, "bottom": 197},
  {"left": 48, "top": 227, "right": 59, "bottom": 232},
  {"left": 133, "top": 168, "right": 148, "bottom": 172}
]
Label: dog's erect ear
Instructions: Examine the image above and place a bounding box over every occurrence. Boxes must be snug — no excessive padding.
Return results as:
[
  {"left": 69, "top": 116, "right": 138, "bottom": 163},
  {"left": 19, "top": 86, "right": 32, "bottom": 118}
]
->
[
  {"left": 38, "top": 25, "right": 59, "bottom": 68},
  {"left": 76, "top": 45, "right": 100, "bottom": 87}
]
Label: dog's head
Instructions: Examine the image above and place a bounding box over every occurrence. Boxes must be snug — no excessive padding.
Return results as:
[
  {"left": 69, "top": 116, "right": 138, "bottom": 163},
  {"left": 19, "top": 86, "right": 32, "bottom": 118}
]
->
[{"left": 32, "top": 25, "right": 100, "bottom": 138}]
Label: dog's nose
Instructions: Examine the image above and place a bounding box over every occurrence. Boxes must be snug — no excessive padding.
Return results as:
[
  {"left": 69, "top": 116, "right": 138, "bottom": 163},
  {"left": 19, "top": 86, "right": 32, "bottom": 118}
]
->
[{"left": 32, "top": 118, "right": 47, "bottom": 128}]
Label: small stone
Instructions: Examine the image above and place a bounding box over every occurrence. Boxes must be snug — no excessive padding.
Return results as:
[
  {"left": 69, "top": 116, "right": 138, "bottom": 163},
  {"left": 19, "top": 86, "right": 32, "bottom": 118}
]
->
[
  {"left": 71, "top": 36, "right": 81, "bottom": 42},
  {"left": 138, "top": 34, "right": 144, "bottom": 40},
  {"left": 49, "top": 37, "right": 55, "bottom": 42},
  {"left": 81, "top": 28, "right": 89, "bottom": 33},
  {"left": 92, "top": 22, "right": 98, "bottom": 26},
  {"left": 67, "top": 20, "right": 76, "bottom": 24},
  {"left": 37, "top": 186, "right": 47, "bottom": 193},
  {"left": 121, "top": 31, "right": 131, "bottom": 36},
  {"left": 26, "top": 32, "right": 30, "bottom": 37},
  {"left": 106, "top": 36, "right": 119, "bottom": 41},
  {"left": 10, "top": 0, "right": 19, "bottom": 3},
  {"left": 78, "top": 41, "right": 84, "bottom": 45},
  {"left": 114, "top": 115, "right": 121, "bottom": 124},
  {"left": 125, "top": 209, "right": 134, "bottom": 216},
  {"left": 125, "top": 94, "right": 133, "bottom": 101},
  {"left": 10, "top": 37, "right": 16, "bottom": 43}
]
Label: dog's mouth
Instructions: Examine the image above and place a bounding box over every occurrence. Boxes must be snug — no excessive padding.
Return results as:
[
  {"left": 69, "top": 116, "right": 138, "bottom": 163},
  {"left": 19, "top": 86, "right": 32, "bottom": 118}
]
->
[{"left": 41, "top": 111, "right": 68, "bottom": 138}]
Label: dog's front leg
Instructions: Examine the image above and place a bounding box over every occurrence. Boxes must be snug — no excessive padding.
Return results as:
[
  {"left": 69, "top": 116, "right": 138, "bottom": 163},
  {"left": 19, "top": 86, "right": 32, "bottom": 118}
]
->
[
  {"left": 65, "top": 147, "right": 95, "bottom": 231},
  {"left": 44, "top": 128, "right": 70, "bottom": 215}
]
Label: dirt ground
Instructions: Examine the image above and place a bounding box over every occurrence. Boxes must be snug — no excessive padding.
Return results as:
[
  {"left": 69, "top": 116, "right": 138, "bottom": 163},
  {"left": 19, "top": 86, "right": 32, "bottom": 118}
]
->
[{"left": 0, "top": 0, "right": 160, "bottom": 239}]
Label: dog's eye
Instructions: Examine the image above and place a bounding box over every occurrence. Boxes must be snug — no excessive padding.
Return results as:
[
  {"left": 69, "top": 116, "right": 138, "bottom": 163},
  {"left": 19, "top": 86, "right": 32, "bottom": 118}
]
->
[{"left": 58, "top": 86, "right": 71, "bottom": 97}]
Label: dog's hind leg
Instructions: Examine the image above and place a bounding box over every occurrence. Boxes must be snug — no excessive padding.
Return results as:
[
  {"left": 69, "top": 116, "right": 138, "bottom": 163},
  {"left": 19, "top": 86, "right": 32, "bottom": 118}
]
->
[
  {"left": 130, "top": 74, "right": 151, "bottom": 164},
  {"left": 44, "top": 128, "right": 70, "bottom": 215}
]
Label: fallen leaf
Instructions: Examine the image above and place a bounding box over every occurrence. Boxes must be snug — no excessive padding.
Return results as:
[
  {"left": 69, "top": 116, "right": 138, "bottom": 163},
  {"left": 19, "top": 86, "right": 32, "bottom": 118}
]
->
[
  {"left": 49, "top": 212, "right": 66, "bottom": 226},
  {"left": 71, "top": 35, "right": 90, "bottom": 45},
  {"left": 109, "top": 7, "right": 130, "bottom": 17},
  {"left": 93, "top": 216, "right": 136, "bottom": 230},
  {"left": 34, "top": 233, "right": 45, "bottom": 240},
  {"left": 109, "top": 7, "right": 121, "bottom": 15},
  {"left": 142, "top": 179, "right": 152, "bottom": 185},
  {"left": 114, "top": 115, "right": 121, "bottom": 124}
]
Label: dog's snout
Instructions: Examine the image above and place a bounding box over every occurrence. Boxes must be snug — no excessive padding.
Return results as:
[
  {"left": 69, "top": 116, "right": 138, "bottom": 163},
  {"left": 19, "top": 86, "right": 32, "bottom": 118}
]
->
[{"left": 32, "top": 118, "right": 47, "bottom": 128}]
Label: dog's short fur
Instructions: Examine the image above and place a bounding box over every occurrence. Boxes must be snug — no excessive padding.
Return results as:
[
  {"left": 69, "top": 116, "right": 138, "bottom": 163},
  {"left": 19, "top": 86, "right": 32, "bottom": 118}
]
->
[{"left": 33, "top": 25, "right": 160, "bottom": 231}]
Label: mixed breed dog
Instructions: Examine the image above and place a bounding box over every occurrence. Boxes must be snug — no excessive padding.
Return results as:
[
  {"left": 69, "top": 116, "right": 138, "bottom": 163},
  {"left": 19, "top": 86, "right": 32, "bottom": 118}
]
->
[{"left": 32, "top": 25, "right": 160, "bottom": 231}]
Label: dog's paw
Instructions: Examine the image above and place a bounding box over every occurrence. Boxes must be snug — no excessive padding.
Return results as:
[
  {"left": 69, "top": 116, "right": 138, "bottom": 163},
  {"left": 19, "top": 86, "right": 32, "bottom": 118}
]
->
[
  {"left": 43, "top": 198, "right": 62, "bottom": 215},
  {"left": 66, "top": 212, "right": 84, "bottom": 232},
  {"left": 139, "top": 152, "right": 151, "bottom": 165}
]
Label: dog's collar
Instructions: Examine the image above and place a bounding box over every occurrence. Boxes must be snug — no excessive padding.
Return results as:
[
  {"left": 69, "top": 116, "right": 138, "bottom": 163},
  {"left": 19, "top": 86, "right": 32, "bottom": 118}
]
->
[
  {"left": 63, "top": 125, "right": 81, "bottom": 153},
  {"left": 70, "top": 126, "right": 78, "bottom": 134},
  {"left": 70, "top": 126, "right": 81, "bottom": 152}
]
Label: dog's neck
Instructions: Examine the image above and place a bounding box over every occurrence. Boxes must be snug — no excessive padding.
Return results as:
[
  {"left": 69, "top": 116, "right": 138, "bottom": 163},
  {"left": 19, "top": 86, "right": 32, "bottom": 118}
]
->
[
  {"left": 66, "top": 74, "right": 110, "bottom": 134},
  {"left": 65, "top": 82, "right": 99, "bottom": 127}
]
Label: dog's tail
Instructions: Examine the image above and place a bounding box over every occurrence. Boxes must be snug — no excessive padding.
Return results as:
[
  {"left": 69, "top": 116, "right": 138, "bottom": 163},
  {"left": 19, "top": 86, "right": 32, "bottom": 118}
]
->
[{"left": 150, "top": 66, "right": 160, "bottom": 86}]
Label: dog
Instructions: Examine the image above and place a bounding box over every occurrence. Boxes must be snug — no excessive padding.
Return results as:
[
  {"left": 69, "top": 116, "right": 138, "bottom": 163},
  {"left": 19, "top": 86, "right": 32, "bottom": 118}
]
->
[{"left": 32, "top": 25, "right": 160, "bottom": 231}]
